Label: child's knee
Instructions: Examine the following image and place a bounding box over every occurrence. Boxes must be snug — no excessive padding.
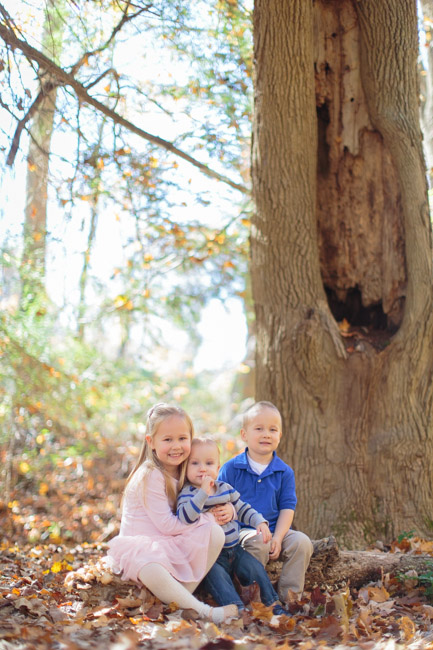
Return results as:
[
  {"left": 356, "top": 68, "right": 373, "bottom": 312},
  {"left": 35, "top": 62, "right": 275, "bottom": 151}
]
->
[
  {"left": 211, "top": 523, "right": 226, "bottom": 548},
  {"left": 242, "top": 534, "right": 271, "bottom": 566},
  {"left": 282, "top": 531, "right": 313, "bottom": 558}
]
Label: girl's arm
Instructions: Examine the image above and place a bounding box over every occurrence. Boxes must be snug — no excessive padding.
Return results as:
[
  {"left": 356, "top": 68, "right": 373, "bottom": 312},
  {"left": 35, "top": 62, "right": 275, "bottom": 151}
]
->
[{"left": 144, "top": 471, "right": 205, "bottom": 535}]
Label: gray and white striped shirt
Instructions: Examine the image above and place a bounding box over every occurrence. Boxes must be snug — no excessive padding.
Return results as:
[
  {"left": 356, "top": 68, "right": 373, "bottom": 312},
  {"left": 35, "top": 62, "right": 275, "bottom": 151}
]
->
[{"left": 177, "top": 480, "right": 267, "bottom": 548}]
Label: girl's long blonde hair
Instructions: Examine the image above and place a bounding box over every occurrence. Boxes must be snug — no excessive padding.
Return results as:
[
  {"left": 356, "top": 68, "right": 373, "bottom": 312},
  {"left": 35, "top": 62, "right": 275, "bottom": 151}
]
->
[{"left": 125, "top": 402, "right": 194, "bottom": 509}]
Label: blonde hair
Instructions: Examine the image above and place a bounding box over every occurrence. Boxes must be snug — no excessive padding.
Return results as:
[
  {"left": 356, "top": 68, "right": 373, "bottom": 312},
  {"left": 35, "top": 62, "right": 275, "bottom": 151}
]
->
[
  {"left": 242, "top": 400, "right": 281, "bottom": 428},
  {"left": 126, "top": 402, "right": 194, "bottom": 509},
  {"left": 190, "top": 436, "right": 220, "bottom": 460}
]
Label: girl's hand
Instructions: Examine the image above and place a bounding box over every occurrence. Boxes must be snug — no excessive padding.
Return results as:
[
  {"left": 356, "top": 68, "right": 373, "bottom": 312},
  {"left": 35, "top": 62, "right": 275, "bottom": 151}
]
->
[
  {"left": 256, "top": 522, "right": 272, "bottom": 544},
  {"left": 201, "top": 475, "right": 215, "bottom": 494},
  {"left": 269, "top": 537, "right": 282, "bottom": 559},
  {"left": 210, "top": 502, "right": 235, "bottom": 525}
]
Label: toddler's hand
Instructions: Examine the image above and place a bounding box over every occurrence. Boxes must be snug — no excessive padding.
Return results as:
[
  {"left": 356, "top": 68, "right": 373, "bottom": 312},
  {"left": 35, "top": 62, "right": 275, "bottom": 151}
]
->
[
  {"left": 210, "top": 503, "right": 234, "bottom": 525},
  {"left": 256, "top": 522, "right": 272, "bottom": 544},
  {"left": 201, "top": 475, "right": 215, "bottom": 494},
  {"left": 269, "top": 537, "right": 282, "bottom": 560}
]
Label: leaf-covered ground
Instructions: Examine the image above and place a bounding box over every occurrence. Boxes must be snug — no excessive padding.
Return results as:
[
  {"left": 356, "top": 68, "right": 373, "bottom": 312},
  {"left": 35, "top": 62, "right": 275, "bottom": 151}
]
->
[{"left": 1, "top": 442, "right": 433, "bottom": 649}]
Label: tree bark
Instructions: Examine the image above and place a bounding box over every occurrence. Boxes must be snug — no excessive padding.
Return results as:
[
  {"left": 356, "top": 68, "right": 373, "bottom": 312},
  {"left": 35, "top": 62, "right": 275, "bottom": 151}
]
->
[
  {"left": 20, "top": 0, "right": 65, "bottom": 303},
  {"left": 251, "top": 0, "right": 433, "bottom": 545},
  {"left": 420, "top": 0, "right": 433, "bottom": 186}
]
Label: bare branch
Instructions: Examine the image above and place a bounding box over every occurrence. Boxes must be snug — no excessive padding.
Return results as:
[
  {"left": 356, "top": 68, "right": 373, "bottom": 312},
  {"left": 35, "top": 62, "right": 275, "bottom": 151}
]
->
[
  {"left": 69, "top": 2, "right": 153, "bottom": 77},
  {"left": 0, "top": 18, "right": 250, "bottom": 195},
  {"left": 84, "top": 67, "right": 117, "bottom": 91},
  {"left": 6, "top": 80, "right": 56, "bottom": 166}
]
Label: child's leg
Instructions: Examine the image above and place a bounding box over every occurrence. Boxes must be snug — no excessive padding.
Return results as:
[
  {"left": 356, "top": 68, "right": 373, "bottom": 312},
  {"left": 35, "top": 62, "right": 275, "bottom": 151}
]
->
[
  {"left": 137, "top": 562, "right": 237, "bottom": 623},
  {"left": 239, "top": 528, "right": 271, "bottom": 566},
  {"left": 202, "top": 549, "right": 245, "bottom": 610},
  {"left": 278, "top": 530, "right": 313, "bottom": 601},
  {"left": 181, "top": 524, "right": 224, "bottom": 593},
  {"left": 233, "top": 546, "right": 279, "bottom": 607}
]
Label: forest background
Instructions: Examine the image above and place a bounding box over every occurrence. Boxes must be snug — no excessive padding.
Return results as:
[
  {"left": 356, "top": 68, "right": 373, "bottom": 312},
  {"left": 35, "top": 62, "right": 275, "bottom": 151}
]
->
[
  {"left": 0, "top": 0, "right": 255, "bottom": 522},
  {"left": 3, "top": 2, "right": 433, "bottom": 648},
  {"left": 2, "top": 0, "right": 433, "bottom": 557}
]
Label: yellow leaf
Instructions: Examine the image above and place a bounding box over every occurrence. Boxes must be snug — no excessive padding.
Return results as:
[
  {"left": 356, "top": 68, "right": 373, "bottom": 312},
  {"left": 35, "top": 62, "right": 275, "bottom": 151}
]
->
[
  {"left": 97, "top": 158, "right": 104, "bottom": 169},
  {"left": 33, "top": 232, "right": 42, "bottom": 242},
  {"left": 12, "top": 588, "right": 20, "bottom": 596},
  {"left": 368, "top": 586, "right": 389, "bottom": 603},
  {"left": 338, "top": 318, "right": 351, "bottom": 334},
  {"left": 19, "top": 462, "right": 30, "bottom": 474},
  {"left": 39, "top": 483, "right": 49, "bottom": 496},
  {"left": 51, "top": 561, "right": 63, "bottom": 573},
  {"left": 104, "top": 84, "right": 110, "bottom": 93},
  {"left": 399, "top": 616, "right": 415, "bottom": 641}
]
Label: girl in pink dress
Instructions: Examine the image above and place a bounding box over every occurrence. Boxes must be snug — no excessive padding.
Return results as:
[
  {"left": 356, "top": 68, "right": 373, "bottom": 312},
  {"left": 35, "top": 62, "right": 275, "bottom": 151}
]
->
[{"left": 107, "top": 403, "right": 238, "bottom": 623}]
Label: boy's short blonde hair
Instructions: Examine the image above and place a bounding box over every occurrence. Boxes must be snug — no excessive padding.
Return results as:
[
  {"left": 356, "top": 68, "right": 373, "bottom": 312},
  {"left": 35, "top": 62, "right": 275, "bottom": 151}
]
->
[{"left": 242, "top": 400, "right": 281, "bottom": 428}]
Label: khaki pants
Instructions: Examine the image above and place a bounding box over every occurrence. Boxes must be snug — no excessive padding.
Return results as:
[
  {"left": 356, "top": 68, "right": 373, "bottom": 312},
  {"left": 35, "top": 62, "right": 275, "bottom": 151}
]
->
[{"left": 239, "top": 528, "right": 313, "bottom": 602}]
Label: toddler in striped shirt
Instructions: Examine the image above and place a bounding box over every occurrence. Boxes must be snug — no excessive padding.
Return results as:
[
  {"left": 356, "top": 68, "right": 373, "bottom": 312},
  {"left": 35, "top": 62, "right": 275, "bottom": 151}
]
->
[{"left": 177, "top": 437, "right": 289, "bottom": 615}]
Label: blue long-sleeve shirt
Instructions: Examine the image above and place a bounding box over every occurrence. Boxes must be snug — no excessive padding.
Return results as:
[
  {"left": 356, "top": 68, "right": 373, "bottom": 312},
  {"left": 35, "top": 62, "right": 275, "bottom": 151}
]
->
[{"left": 177, "top": 480, "right": 266, "bottom": 548}]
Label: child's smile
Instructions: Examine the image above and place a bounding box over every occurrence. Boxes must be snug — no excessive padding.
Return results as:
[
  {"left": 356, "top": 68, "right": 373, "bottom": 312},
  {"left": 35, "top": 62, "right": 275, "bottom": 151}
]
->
[{"left": 146, "top": 415, "right": 191, "bottom": 476}]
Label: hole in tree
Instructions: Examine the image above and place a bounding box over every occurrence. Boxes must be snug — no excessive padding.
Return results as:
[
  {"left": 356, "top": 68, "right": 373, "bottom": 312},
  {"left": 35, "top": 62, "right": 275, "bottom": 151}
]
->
[
  {"left": 317, "top": 102, "right": 330, "bottom": 176},
  {"left": 325, "top": 286, "right": 390, "bottom": 330}
]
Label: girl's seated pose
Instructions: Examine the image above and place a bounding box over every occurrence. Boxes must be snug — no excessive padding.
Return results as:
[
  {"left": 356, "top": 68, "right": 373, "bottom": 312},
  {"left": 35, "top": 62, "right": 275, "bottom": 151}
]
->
[
  {"left": 106, "top": 403, "right": 237, "bottom": 623},
  {"left": 177, "top": 437, "right": 289, "bottom": 616}
]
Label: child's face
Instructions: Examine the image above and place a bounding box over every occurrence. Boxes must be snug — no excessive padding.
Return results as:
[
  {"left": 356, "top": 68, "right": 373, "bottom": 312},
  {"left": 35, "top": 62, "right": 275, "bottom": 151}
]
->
[
  {"left": 240, "top": 406, "right": 282, "bottom": 462},
  {"left": 187, "top": 443, "right": 220, "bottom": 487},
  {"left": 146, "top": 415, "right": 191, "bottom": 477}
]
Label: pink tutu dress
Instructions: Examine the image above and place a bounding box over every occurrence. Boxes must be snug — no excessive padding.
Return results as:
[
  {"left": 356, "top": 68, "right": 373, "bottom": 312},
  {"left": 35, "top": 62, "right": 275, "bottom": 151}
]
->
[{"left": 107, "top": 466, "right": 214, "bottom": 583}]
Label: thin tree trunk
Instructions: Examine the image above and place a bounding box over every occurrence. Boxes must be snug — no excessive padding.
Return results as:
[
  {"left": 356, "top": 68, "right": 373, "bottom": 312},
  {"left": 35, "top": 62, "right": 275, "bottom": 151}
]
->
[
  {"left": 20, "top": 0, "right": 66, "bottom": 304},
  {"left": 77, "top": 120, "right": 107, "bottom": 340}
]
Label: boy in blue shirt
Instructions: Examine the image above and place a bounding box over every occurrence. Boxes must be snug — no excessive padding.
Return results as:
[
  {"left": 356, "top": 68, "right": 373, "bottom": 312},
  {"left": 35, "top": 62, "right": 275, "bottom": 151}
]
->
[{"left": 218, "top": 401, "right": 313, "bottom": 604}]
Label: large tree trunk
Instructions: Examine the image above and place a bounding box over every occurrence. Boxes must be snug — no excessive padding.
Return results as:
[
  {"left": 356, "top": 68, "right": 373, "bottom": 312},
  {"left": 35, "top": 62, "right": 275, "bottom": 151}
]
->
[{"left": 251, "top": 0, "right": 433, "bottom": 546}]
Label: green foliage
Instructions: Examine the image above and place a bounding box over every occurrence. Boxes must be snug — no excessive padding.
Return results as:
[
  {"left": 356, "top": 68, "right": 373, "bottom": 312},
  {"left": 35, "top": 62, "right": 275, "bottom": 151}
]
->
[
  {"left": 397, "top": 529, "right": 416, "bottom": 544},
  {"left": 418, "top": 563, "right": 433, "bottom": 601}
]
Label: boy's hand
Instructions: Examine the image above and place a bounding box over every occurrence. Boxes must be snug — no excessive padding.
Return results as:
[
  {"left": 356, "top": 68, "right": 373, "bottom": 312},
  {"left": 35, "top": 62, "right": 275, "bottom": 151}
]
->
[
  {"left": 269, "top": 537, "right": 282, "bottom": 559},
  {"left": 210, "top": 503, "right": 234, "bottom": 524},
  {"left": 256, "top": 522, "right": 272, "bottom": 544},
  {"left": 201, "top": 475, "right": 215, "bottom": 494}
]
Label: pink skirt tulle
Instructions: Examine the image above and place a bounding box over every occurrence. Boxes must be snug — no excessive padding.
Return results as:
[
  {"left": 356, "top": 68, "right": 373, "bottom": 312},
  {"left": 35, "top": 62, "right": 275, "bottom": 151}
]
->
[{"left": 107, "top": 521, "right": 213, "bottom": 584}]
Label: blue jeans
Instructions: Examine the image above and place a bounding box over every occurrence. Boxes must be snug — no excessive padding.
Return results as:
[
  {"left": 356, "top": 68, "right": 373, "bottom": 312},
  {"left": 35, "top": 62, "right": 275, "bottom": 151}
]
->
[{"left": 203, "top": 544, "right": 279, "bottom": 610}]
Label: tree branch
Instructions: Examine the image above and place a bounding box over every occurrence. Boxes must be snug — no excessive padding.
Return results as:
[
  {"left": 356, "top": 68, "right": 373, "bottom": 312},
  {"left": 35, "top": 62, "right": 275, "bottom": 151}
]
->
[
  {"left": 0, "top": 17, "right": 250, "bottom": 195},
  {"left": 6, "top": 81, "right": 56, "bottom": 166}
]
